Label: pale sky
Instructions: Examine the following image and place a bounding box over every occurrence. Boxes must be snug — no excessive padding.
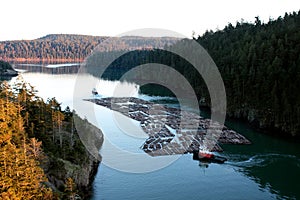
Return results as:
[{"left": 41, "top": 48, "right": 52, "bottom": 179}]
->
[{"left": 1, "top": 0, "right": 299, "bottom": 41}]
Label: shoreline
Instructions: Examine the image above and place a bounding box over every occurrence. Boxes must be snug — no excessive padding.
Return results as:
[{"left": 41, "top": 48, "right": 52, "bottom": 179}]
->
[{"left": 2, "top": 57, "right": 84, "bottom": 63}]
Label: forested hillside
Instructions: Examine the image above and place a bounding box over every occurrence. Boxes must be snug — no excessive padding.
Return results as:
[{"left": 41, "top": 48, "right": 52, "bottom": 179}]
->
[
  {"left": 0, "top": 78, "right": 103, "bottom": 199},
  {"left": 196, "top": 11, "right": 300, "bottom": 136},
  {"left": 0, "top": 34, "right": 179, "bottom": 61},
  {"left": 92, "top": 11, "right": 300, "bottom": 137}
]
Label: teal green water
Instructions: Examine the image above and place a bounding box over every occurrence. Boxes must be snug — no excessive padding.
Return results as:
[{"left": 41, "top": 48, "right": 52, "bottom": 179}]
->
[
  {"left": 223, "top": 118, "right": 300, "bottom": 199},
  {"left": 91, "top": 102, "right": 300, "bottom": 200},
  {"left": 10, "top": 68, "right": 300, "bottom": 200}
]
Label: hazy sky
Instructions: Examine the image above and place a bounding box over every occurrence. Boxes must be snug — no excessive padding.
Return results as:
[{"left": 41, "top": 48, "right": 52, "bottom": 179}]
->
[{"left": 1, "top": 0, "right": 299, "bottom": 41}]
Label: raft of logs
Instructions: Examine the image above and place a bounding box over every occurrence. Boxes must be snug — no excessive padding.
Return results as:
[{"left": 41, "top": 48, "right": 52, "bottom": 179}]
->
[{"left": 85, "top": 97, "right": 251, "bottom": 157}]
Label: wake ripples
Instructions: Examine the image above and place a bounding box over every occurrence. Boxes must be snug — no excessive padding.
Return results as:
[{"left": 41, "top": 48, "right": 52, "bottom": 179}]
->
[{"left": 225, "top": 153, "right": 300, "bottom": 168}]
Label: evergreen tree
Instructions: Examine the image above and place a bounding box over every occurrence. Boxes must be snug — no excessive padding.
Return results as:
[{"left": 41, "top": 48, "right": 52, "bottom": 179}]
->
[{"left": 0, "top": 98, "right": 53, "bottom": 199}]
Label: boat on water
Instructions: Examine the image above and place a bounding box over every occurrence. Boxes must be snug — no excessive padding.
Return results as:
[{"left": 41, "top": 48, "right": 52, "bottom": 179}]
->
[
  {"left": 92, "top": 88, "right": 98, "bottom": 95},
  {"left": 193, "top": 150, "right": 227, "bottom": 164}
]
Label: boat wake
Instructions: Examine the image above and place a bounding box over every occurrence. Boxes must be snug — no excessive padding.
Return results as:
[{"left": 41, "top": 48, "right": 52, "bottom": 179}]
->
[{"left": 225, "top": 153, "right": 300, "bottom": 168}]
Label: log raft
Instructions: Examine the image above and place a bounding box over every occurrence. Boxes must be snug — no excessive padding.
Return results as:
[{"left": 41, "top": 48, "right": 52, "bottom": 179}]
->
[{"left": 85, "top": 97, "right": 251, "bottom": 156}]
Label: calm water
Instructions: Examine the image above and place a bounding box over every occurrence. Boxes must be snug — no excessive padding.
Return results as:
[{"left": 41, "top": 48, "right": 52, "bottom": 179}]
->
[{"left": 9, "top": 64, "right": 300, "bottom": 200}]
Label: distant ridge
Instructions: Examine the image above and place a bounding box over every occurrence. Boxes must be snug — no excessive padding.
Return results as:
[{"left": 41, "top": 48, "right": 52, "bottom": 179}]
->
[
  {"left": 36, "top": 34, "right": 108, "bottom": 42},
  {"left": 0, "top": 34, "right": 181, "bottom": 62}
]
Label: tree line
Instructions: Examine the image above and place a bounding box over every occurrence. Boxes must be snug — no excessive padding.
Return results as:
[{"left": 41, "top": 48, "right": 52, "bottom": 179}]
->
[
  {"left": 90, "top": 11, "right": 300, "bottom": 137},
  {"left": 196, "top": 11, "right": 300, "bottom": 136},
  {"left": 0, "top": 34, "right": 179, "bottom": 61}
]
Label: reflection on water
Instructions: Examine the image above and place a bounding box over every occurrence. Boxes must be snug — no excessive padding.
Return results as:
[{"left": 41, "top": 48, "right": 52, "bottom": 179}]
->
[{"left": 6, "top": 63, "right": 300, "bottom": 200}]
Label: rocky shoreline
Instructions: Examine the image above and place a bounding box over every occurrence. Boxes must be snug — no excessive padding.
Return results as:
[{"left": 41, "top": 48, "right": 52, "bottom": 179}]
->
[
  {"left": 86, "top": 97, "right": 251, "bottom": 156},
  {"left": 44, "top": 115, "right": 103, "bottom": 199}
]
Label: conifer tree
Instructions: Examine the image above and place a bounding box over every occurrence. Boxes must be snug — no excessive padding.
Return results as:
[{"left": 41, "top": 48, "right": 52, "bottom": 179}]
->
[{"left": 0, "top": 98, "right": 53, "bottom": 199}]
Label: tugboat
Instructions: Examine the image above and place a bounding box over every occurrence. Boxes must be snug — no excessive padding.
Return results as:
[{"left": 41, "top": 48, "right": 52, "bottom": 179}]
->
[
  {"left": 92, "top": 88, "right": 98, "bottom": 95},
  {"left": 193, "top": 150, "right": 227, "bottom": 164}
]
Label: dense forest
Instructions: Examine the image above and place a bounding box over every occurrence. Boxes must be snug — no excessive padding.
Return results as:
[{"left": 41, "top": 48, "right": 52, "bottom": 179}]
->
[
  {"left": 0, "top": 34, "right": 179, "bottom": 61},
  {"left": 88, "top": 11, "right": 300, "bottom": 137},
  {"left": 0, "top": 77, "right": 102, "bottom": 199},
  {"left": 196, "top": 11, "right": 300, "bottom": 136}
]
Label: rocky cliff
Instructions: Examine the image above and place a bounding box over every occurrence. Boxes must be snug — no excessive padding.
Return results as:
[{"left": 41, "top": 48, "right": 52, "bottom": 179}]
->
[{"left": 44, "top": 114, "right": 103, "bottom": 199}]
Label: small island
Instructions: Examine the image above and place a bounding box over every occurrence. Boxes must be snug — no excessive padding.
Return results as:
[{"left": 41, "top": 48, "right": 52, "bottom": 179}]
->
[{"left": 0, "top": 60, "right": 18, "bottom": 76}]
